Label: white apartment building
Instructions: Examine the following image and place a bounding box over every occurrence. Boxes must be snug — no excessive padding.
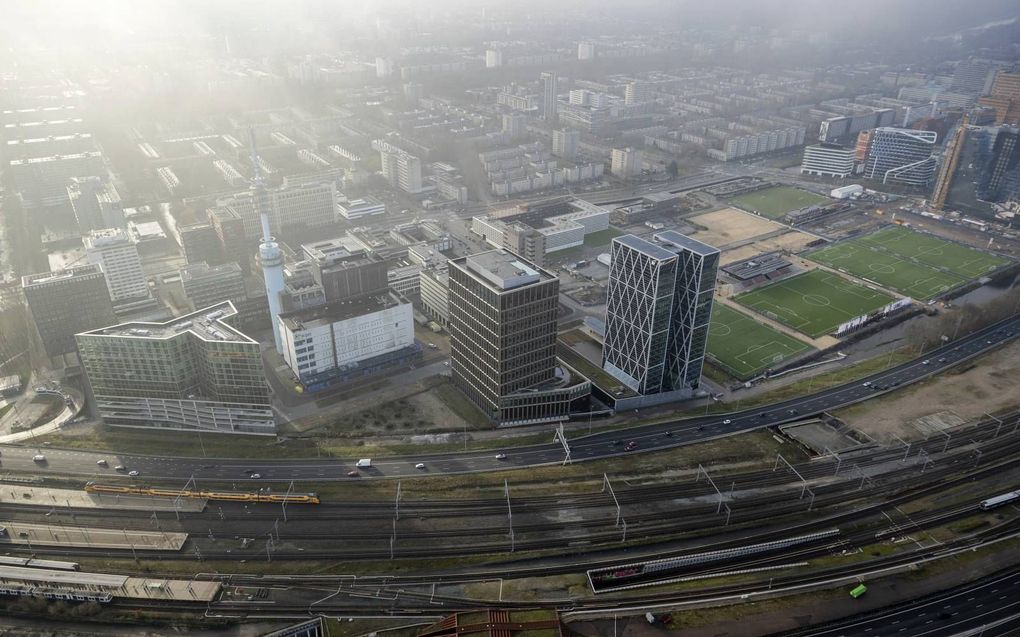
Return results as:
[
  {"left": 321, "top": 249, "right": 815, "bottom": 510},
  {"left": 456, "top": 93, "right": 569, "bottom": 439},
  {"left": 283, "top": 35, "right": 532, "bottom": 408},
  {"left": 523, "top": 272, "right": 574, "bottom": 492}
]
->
[
  {"left": 624, "top": 82, "right": 652, "bottom": 105},
  {"left": 83, "top": 228, "right": 149, "bottom": 304},
  {"left": 552, "top": 129, "right": 579, "bottom": 159},
  {"left": 800, "top": 143, "right": 857, "bottom": 178},
  {"left": 377, "top": 140, "right": 425, "bottom": 193},
  {"left": 611, "top": 147, "right": 643, "bottom": 178}
]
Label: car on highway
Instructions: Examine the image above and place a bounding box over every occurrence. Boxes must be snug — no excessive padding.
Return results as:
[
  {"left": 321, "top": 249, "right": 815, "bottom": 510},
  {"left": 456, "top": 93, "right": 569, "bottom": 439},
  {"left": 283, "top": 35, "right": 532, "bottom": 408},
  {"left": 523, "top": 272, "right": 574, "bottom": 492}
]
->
[
  {"left": 723, "top": 419, "right": 731, "bottom": 425},
  {"left": 96, "top": 459, "right": 108, "bottom": 467},
  {"left": 625, "top": 441, "right": 638, "bottom": 451},
  {"left": 128, "top": 470, "right": 139, "bottom": 477},
  {"left": 495, "top": 453, "right": 507, "bottom": 460},
  {"left": 250, "top": 473, "right": 261, "bottom": 479},
  {"left": 664, "top": 431, "right": 672, "bottom": 437},
  {"left": 114, "top": 465, "right": 126, "bottom": 472},
  {"left": 32, "top": 454, "right": 46, "bottom": 463},
  {"left": 922, "top": 359, "right": 930, "bottom": 365},
  {"left": 415, "top": 463, "right": 426, "bottom": 470},
  {"left": 346, "top": 470, "right": 359, "bottom": 477}
]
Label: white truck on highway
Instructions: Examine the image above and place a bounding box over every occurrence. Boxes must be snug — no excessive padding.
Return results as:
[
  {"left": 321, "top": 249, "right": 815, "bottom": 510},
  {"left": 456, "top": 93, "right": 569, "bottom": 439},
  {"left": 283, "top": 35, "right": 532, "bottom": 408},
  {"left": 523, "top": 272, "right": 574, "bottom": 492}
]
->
[{"left": 356, "top": 458, "right": 372, "bottom": 468}]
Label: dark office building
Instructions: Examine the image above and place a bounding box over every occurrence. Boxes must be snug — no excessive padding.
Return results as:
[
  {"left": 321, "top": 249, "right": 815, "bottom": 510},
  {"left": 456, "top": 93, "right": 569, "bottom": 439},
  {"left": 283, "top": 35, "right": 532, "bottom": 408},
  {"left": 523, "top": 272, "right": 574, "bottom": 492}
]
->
[
  {"left": 979, "top": 127, "right": 1020, "bottom": 202},
  {"left": 22, "top": 265, "right": 117, "bottom": 358},
  {"left": 449, "top": 250, "right": 589, "bottom": 425},
  {"left": 210, "top": 207, "right": 251, "bottom": 275},
  {"left": 179, "top": 223, "right": 224, "bottom": 267}
]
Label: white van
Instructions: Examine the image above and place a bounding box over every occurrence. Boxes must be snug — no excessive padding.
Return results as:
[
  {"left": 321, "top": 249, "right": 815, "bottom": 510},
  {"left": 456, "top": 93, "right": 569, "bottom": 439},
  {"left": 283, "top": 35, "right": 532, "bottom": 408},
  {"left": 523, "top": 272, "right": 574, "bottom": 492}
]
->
[{"left": 356, "top": 458, "right": 372, "bottom": 468}]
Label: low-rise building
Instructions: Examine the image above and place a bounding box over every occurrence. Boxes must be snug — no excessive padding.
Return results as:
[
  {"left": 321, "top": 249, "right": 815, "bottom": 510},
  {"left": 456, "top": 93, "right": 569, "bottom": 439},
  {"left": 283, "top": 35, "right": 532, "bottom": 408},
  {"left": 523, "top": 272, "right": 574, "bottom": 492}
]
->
[
  {"left": 336, "top": 194, "right": 386, "bottom": 221},
  {"left": 419, "top": 268, "right": 450, "bottom": 326}
]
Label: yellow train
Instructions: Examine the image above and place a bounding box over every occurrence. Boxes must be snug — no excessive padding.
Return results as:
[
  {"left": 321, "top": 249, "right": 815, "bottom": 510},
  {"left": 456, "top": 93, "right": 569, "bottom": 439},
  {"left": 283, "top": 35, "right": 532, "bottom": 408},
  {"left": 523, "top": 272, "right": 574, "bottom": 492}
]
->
[{"left": 84, "top": 482, "right": 320, "bottom": 505}]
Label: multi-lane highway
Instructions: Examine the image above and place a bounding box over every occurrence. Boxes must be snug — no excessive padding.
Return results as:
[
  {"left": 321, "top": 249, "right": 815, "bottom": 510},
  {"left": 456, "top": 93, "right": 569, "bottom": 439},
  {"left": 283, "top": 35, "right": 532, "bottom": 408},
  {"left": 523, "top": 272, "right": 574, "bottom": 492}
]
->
[
  {"left": 1, "top": 316, "right": 1017, "bottom": 484},
  {"left": 787, "top": 569, "right": 1020, "bottom": 636}
]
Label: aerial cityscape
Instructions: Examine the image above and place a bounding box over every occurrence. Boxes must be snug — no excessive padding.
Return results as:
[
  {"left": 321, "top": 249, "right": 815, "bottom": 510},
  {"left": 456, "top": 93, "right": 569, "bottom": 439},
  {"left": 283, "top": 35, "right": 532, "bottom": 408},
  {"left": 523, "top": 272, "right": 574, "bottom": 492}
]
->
[{"left": 2, "top": 0, "right": 1020, "bottom": 635}]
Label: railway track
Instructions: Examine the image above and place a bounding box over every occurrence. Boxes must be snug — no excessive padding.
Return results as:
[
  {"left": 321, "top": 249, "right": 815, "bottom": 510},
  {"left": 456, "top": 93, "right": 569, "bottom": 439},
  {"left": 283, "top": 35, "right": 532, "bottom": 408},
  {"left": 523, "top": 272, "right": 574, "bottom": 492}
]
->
[{"left": 5, "top": 425, "right": 1018, "bottom": 568}]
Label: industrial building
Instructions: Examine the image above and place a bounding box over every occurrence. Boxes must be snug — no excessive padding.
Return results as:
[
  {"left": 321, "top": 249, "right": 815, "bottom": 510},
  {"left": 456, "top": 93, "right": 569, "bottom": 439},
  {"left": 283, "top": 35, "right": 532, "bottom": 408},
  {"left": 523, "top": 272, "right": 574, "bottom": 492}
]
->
[
  {"left": 603, "top": 232, "right": 719, "bottom": 403},
  {"left": 448, "top": 250, "right": 590, "bottom": 425},
  {"left": 76, "top": 301, "right": 275, "bottom": 435}
]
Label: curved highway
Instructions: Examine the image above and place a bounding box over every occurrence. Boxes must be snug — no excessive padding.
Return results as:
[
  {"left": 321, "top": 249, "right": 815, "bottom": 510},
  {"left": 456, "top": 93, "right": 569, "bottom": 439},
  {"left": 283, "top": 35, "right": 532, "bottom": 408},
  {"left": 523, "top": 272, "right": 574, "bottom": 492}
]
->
[
  {"left": 1, "top": 316, "right": 1017, "bottom": 483},
  {"left": 785, "top": 569, "right": 1020, "bottom": 636}
]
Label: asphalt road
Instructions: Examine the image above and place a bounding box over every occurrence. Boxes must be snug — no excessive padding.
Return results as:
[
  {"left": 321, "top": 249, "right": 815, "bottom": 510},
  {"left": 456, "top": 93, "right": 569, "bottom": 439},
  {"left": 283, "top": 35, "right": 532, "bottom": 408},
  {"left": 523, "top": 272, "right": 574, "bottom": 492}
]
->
[
  {"left": 1, "top": 316, "right": 1017, "bottom": 484},
  {"left": 795, "top": 569, "right": 1020, "bottom": 636}
]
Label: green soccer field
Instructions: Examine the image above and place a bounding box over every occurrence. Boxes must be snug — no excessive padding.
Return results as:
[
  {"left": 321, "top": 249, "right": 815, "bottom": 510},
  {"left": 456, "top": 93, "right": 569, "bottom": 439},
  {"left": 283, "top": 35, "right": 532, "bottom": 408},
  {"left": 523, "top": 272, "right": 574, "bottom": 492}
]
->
[
  {"left": 856, "top": 225, "right": 1011, "bottom": 279},
  {"left": 729, "top": 186, "right": 830, "bottom": 219},
  {"left": 707, "top": 304, "right": 814, "bottom": 379},
  {"left": 807, "top": 225, "right": 1011, "bottom": 300},
  {"left": 734, "top": 270, "right": 896, "bottom": 338}
]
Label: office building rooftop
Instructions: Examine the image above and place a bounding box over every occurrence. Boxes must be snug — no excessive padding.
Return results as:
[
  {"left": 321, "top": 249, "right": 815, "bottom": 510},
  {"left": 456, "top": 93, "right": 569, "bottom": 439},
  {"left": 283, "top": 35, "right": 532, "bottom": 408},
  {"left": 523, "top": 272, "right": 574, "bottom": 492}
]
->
[
  {"left": 22, "top": 263, "right": 104, "bottom": 287},
  {"left": 82, "top": 301, "right": 253, "bottom": 344},
  {"left": 280, "top": 293, "right": 401, "bottom": 330},
  {"left": 464, "top": 250, "right": 554, "bottom": 291},
  {"left": 653, "top": 230, "right": 720, "bottom": 257}
]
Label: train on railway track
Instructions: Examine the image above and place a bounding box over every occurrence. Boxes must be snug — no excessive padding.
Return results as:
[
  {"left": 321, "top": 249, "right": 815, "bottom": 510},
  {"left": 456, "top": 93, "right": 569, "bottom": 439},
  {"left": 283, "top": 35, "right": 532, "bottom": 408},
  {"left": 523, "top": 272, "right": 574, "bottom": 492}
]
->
[
  {"left": 979, "top": 490, "right": 1020, "bottom": 510},
  {"left": 0, "top": 584, "right": 112, "bottom": 603},
  {"left": 0, "top": 556, "right": 79, "bottom": 571},
  {"left": 84, "top": 482, "right": 321, "bottom": 505}
]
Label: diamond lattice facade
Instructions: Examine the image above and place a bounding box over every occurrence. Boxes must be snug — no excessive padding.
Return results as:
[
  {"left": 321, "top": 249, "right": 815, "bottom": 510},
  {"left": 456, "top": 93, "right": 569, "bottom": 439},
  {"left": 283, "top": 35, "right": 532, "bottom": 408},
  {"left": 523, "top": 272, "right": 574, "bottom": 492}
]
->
[{"left": 603, "top": 232, "right": 719, "bottom": 396}]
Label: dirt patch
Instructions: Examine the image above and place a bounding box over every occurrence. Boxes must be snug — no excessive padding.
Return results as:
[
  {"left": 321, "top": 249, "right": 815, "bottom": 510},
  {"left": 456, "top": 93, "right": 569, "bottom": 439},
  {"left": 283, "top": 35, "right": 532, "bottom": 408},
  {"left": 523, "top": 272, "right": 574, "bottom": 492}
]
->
[
  {"left": 688, "top": 207, "right": 785, "bottom": 248},
  {"left": 721, "top": 230, "right": 818, "bottom": 265},
  {"left": 834, "top": 339, "right": 1020, "bottom": 442}
]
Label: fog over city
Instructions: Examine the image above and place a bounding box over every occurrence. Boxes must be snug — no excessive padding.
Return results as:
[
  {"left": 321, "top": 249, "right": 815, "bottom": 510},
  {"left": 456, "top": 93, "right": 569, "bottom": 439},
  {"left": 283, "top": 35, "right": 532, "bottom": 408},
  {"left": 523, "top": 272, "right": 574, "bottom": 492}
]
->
[{"left": 0, "top": 1, "right": 1019, "bottom": 634}]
